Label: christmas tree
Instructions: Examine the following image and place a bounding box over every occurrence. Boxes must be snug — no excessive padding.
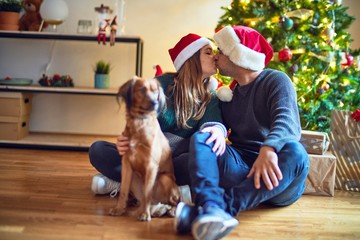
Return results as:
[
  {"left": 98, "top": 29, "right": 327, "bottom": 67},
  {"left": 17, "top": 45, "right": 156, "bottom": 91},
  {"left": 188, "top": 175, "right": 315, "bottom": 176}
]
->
[{"left": 216, "top": 0, "right": 360, "bottom": 133}]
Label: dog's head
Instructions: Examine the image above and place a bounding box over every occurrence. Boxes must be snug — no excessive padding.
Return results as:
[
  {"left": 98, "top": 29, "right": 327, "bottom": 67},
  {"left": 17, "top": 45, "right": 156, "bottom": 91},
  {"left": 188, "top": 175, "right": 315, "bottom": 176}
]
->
[{"left": 117, "top": 77, "right": 166, "bottom": 117}]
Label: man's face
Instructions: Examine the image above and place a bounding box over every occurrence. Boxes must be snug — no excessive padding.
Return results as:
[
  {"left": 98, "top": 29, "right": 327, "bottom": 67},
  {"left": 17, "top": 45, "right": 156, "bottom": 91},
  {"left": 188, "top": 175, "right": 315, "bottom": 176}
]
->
[{"left": 215, "top": 49, "right": 235, "bottom": 76}]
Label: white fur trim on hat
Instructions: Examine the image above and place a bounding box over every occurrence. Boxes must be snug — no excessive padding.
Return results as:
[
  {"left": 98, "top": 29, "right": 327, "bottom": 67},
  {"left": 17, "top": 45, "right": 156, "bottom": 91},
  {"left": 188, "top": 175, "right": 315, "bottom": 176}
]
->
[
  {"left": 214, "top": 26, "right": 265, "bottom": 71},
  {"left": 173, "top": 38, "right": 211, "bottom": 71}
]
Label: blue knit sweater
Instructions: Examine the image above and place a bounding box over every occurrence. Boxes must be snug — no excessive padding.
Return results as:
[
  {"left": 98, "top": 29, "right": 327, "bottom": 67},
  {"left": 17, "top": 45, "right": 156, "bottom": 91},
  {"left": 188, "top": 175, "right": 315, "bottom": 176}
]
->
[
  {"left": 221, "top": 69, "right": 301, "bottom": 153},
  {"left": 156, "top": 74, "right": 223, "bottom": 138}
]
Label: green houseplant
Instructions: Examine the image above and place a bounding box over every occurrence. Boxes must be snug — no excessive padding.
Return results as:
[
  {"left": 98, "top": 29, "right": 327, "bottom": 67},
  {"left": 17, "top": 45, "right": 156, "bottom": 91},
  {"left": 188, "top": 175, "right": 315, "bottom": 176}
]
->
[
  {"left": 0, "top": 0, "right": 22, "bottom": 30},
  {"left": 94, "top": 60, "right": 111, "bottom": 89}
]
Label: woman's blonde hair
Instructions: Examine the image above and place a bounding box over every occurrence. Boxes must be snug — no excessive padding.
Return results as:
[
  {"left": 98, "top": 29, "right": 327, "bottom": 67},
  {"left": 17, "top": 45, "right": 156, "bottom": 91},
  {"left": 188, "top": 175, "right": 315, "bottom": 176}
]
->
[{"left": 168, "top": 50, "right": 212, "bottom": 129}]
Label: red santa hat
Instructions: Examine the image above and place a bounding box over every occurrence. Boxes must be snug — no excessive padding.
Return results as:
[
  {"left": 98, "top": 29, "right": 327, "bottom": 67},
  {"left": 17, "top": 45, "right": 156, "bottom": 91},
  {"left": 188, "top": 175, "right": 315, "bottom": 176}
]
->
[
  {"left": 214, "top": 26, "right": 273, "bottom": 102},
  {"left": 169, "top": 33, "right": 211, "bottom": 71},
  {"left": 213, "top": 26, "right": 273, "bottom": 71}
]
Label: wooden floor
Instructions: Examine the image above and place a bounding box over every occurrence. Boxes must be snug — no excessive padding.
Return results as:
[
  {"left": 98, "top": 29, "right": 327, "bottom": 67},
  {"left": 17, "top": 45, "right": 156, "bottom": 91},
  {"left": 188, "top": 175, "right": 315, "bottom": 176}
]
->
[{"left": 0, "top": 148, "right": 359, "bottom": 240}]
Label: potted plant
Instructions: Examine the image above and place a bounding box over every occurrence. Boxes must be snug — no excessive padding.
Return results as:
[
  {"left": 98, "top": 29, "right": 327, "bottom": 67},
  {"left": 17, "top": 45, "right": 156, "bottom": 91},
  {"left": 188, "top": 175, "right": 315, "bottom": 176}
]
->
[
  {"left": 94, "top": 60, "right": 111, "bottom": 89},
  {"left": 0, "top": 0, "right": 22, "bottom": 31}
]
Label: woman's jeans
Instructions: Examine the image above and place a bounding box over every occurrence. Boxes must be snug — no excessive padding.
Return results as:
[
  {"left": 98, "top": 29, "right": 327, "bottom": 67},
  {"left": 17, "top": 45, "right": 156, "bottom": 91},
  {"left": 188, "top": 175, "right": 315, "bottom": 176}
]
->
[
  {"left": 89, "top": 138, "right": 192, "bottom": 186},
  {"left": 189, "top": 131, "right": 310, "bottom": 216}
]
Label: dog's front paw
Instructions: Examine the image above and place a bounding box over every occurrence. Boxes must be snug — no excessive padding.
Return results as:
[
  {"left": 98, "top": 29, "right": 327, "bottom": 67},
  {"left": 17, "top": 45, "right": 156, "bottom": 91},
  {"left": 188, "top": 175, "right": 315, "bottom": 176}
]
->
[
  {"left": 138, "top": 212, "right": 151, "bottom": 221},
  {"left": 109, "top": 207, "right": 126, "bottom": 216},
  {"left": 150, "top": 203, "right": 171, "bottom": 217},
  {"left": 166, "top": 206, "right": 177, "bottom": 217}
]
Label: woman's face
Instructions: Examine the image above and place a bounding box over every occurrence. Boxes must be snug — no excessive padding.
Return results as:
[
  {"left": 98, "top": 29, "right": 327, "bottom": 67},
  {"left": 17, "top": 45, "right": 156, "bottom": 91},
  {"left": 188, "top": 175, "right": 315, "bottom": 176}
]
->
[{"left": 200, "top": 44, "right": 216, "bottom": 79}]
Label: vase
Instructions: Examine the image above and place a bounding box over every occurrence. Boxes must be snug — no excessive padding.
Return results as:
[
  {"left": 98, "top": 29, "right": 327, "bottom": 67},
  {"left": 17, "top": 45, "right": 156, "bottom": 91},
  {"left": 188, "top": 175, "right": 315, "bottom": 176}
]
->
[
  {"left": 94, "top": 74, "right": 110, "bottom": 89},
  {"left": 0, "top": 12, "right": 20, "bottom": 31}
]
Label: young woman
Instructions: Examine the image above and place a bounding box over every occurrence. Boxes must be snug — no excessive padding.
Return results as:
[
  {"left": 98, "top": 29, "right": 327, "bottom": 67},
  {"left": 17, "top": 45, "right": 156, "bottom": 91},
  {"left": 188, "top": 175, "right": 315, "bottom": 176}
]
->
[{"left": 89, "top": 33, "right": 227, "bottom": 197}]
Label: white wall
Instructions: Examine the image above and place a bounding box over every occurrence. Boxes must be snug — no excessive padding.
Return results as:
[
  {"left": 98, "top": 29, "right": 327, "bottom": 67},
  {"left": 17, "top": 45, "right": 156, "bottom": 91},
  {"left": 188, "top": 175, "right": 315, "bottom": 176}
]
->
[
  {"left": 343, "top": 0, "right": 360, "bottom": 49},
  {"left": 0, "top": 0, "right": 358, "bottom": 136}
]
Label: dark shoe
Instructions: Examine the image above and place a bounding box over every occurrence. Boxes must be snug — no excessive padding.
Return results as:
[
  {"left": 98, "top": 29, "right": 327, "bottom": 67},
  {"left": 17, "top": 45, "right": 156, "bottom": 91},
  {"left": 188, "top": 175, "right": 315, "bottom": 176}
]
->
[
  {"left": 191, "top": 204, "right": 239, "bottom": 240},
  {"left": 174, "top": 202, "right": 198, "bottom": 234}
]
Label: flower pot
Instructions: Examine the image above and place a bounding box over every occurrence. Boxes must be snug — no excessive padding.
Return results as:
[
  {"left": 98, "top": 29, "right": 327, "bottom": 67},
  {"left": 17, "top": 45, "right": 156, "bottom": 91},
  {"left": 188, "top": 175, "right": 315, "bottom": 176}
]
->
[
  {"left": 0, "top": 12, "right": 19, "bottom": 31},
  {"left": 94, "top": 74, "right": 110, "bottom": 89}
]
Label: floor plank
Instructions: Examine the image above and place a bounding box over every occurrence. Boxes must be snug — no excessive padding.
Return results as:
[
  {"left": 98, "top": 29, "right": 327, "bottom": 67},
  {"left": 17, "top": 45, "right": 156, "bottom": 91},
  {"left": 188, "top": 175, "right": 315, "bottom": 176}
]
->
[{"left": 0, "top": 148, "right": 359, "bottom": 240}]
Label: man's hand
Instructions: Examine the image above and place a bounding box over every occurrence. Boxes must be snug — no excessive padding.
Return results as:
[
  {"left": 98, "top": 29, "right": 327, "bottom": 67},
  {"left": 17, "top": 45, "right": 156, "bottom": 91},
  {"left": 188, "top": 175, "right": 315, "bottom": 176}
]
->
[
  {"left": 201, "top": 126, "right": 226, "bottom": 156},
  {"left": 247, "top": 146, "right": 283, "bottom": 190},
  {"left": 116, "top": 134, "right": 129, "bottom": 156}
]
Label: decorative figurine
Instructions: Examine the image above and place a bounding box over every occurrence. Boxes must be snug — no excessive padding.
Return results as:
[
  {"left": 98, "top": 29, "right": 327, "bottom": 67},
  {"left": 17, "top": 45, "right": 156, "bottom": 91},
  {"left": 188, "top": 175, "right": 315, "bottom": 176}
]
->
[
  {"left": 110, "top": 16, "right": 117, "bottom": 46},
  {"left": 94, "top": 4, "right": 112, "bottom": 45}
]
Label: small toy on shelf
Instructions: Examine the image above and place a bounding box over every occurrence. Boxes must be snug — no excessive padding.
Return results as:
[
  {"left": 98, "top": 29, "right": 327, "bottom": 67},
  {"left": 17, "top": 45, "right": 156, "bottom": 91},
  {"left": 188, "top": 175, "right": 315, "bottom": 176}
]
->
[
  {"left": 97, "top": 18, "right": 109, "bottom": 45},
  {"left": 110, "top": 16, "right": 117, "bottom": 46},
  {"left": 19, "top": 0, "right": 48, "bottom": 31},
  {"left": 94, "top": 4, "right": 112, "bottom": 45},
  {"left": 38, "top": 74, "right": 74, "bottom": 87}
]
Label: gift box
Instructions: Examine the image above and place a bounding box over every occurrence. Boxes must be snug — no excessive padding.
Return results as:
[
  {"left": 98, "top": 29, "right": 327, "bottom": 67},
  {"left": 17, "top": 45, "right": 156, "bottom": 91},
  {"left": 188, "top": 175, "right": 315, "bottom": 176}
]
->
[
  {"left": 300, "top": 130, "right": 330, "bottom": 155},
  {"left": 303, "top": 152, "right": 336, "bottom": 197},
  {"left": 330, "top": 110, "right": 360, "bottom": 192}
]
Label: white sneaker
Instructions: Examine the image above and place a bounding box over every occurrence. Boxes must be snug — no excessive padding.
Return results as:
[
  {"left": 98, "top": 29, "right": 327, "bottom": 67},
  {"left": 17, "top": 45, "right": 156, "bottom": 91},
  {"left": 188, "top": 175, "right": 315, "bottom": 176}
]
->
[
  {"left": 178, "top": 185, "right": 192, "bottom": 205},
  {"left": 91, "top": 174, "right": 120, "bottom": 197}
]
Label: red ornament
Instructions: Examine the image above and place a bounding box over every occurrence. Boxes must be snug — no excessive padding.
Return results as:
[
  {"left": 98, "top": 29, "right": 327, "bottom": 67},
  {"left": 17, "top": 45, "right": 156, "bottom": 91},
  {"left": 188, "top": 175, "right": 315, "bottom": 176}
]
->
[
  {"left": 278, "top": 48, "right": 293, "bottom": 62},
  {"left": 343, "top": 54, "right": 354, "bottom": 67},
  {"left": 351, "top": 109, "right": 360, "bottom": 122}
]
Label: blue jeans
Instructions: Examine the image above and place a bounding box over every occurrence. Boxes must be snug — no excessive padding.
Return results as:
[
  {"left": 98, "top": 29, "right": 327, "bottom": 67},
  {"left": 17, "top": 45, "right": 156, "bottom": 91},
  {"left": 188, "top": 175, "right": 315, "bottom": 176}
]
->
[
  {"left": 189, "top": 131, "right": 310, "bottom": 216},
  {"left": 89, "top": 139, "right": 192, "bottom": 186}
]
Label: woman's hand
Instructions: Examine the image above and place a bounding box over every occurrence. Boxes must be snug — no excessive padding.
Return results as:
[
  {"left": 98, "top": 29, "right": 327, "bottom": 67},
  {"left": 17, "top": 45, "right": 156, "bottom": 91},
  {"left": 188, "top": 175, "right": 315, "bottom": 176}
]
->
[
  {"left": 247, "top": 146, "right": 283, "bottom": 190},
  {"left": 116, "top": 134, "right": 129, "bottom": 156},
  {"left": 201, "top": 126, "right": 226, "bottom": 156}
]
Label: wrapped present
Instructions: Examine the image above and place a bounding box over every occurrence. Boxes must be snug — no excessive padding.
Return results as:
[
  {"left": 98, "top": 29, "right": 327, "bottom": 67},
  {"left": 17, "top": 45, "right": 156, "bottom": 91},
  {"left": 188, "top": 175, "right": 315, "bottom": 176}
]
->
[
  {"left": 303, "top": 152, "right": 336, "bottom": 197},
  {"left": 300, "top": 130, "right": 330, "bottom": 155},
  {"left": 330, "top": 110, "right": 360, "bottom": 192}
]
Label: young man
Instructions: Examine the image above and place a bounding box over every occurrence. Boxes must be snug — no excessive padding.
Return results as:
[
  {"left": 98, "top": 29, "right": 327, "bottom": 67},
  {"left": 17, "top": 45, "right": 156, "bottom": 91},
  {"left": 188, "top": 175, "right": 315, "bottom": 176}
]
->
[{"left": 175, "top": 25, "right": 309, "bottom": 240}]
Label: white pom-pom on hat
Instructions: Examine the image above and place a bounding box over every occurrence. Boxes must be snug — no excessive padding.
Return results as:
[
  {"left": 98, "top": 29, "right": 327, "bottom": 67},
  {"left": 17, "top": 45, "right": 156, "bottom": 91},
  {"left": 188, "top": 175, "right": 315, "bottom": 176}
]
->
[
  {"left": 217, "top": 86, "right": 233, "bottom": 102},
  {"left": 208, "top": 77, "right": 218, "bottom": 91}
]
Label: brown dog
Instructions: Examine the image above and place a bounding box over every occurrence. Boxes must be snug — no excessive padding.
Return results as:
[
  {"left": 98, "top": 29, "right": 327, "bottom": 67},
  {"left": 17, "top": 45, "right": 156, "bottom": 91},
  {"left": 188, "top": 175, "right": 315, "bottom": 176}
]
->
[{"left": 109, "top": 77, "right": 180, "bottom": 221}]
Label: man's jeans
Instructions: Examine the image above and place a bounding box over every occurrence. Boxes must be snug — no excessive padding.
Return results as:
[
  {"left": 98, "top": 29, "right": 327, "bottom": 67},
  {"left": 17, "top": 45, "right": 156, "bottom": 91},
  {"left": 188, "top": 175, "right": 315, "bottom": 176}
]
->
[{"left": 189, "top": 131, "right": 310, "bottom": 216}]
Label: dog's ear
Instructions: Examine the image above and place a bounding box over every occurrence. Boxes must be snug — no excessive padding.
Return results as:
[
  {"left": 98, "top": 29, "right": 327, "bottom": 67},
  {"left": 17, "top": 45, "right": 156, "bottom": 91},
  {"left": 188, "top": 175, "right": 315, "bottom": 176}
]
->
[{"left": 117, "top": 78, "right": 136, "bottom": 110}]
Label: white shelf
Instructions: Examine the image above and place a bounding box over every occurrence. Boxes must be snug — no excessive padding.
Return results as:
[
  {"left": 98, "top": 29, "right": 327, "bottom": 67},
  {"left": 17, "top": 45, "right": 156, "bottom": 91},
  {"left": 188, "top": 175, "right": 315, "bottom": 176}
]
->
[
  {"left": 0, "top": 85, "right": 118, "bottom": 96},
  {"left": 0, "top": 132, "right": 116, "bottom": 150}
]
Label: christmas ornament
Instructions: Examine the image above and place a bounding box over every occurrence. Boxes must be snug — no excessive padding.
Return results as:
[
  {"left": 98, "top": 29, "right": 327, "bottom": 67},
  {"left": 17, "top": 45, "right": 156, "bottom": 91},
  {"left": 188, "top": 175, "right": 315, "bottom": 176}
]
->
[
  {"left": 341, "top": 54, "right": 354, "bottom": 67},
  {"left": 312, "top": 11, "right": 320, "bottom": 26},
  {"left": 281, "top": 16, "right": 293, "bottom": 30},
  {"left": 317, "top": 116, "right": 328, "bottom": 122},
  {"left": 278, "top": 48, "right": 293, "bottom": 62},
  {"left": 290, "top": 64, "right": 299, "bottom": 73},
  {"left": 322, "top": 83, "right": 330, "bottom": 91},
  {"left": 351, "top": 109, "right": 360, "bottom": 122},
  {"left": 317, "top": 87, "right": 325, "bottom": 96}
]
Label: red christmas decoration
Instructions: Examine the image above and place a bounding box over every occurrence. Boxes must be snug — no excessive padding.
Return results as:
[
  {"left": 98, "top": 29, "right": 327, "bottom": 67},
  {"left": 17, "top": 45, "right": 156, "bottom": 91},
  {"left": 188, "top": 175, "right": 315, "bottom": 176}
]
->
[
  {"left": 341, "top": 54, "right": 354, "bottom": 67},
  {"left": 278, "top": 48, "right": 293, "bottom": 62},
  {"left": 351, "top": 109, "right": 360, "bottom": 122}
]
